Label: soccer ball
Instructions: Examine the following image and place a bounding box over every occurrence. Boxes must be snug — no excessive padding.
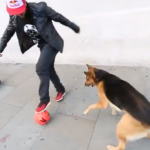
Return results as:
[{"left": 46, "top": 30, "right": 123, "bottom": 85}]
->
[{"left": 34, "top": 110, "right": 50, "bottom": 125}]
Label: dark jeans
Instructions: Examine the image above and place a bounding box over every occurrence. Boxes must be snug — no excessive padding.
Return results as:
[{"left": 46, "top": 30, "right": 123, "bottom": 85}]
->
[{"left": 36, "top": 44, "right": 65, "bottom": 103}]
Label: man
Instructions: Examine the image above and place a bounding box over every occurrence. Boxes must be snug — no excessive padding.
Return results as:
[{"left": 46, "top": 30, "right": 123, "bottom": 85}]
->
[{"left": 0, "top": 0, "right": 80, "bottom": 113}]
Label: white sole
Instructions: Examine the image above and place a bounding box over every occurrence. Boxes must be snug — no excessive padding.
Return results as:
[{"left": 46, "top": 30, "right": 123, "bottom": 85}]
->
[
  {"left": 56, "top": 92, "right": 66, "bottom": 102},
  {"left": 35, "top": 101, "right": 51, "bottom": 114}
]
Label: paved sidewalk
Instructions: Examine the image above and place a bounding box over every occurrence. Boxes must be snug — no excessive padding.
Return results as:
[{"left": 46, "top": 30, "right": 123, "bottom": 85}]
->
[{"left": 0, "top": 63, "right": 150, "bottom": 150}]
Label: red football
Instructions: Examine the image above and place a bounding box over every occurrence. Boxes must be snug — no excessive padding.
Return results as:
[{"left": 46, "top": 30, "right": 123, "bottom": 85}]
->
[{"left": 34, "top": 110, "right": 50, "bottom": 125}]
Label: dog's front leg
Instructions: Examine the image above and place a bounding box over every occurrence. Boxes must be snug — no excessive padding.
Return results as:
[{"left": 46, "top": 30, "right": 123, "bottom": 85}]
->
[
  {"left": 83, "top": 97, "right": 109, "bottom": 115},
  {"left": 83, "top": 102, "right": 104, "bottom": 114},
  {"left": 83, "top": 81, "right": 109, "bottom": 115}
]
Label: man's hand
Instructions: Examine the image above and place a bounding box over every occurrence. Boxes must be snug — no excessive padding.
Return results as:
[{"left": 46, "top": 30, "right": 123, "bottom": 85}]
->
[
  {"left": 70, "top": 22, "right": 80, "bottom": 33},
  {"left": 0, "top": 53, "right": 2, "bottom": 57}
]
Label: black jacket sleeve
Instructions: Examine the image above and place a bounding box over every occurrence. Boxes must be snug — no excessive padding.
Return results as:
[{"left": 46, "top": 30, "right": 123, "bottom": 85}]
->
[
  {"left": 0, "top": 16, "right": 15, "bottom": 53},
  {"left": 46, "top": 6, "right": 80, "bottom": 33}
]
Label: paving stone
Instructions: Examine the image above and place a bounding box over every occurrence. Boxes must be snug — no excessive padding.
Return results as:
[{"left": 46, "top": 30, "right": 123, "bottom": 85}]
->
[
  {"left": 88, "top": 108, "right": 123, "bottom": 150},
  {"left": 31, "top": 114, "right": 95, "bottom": 150},
  {"left": 58, "top": 77, "right": 100, "bottom": 121},
  {"left": 31, "top": 64, "right": 84, "bottom": 78},
  {"left": 49, "top": 67, "right": 82, "bottom": 98},
  {"left": 0, "top": 103, "right": 20, "bottom": 130},
  {"left": 55, "top": 64, "right": 85, "bottom": 75},
  {"left": 31, "top": 65, "right": 82, "bottom": 98},
  {"left": 0, "top": 77, "right": 39, "bottom": 107},
  {"left": 0, "top": 63, "right": 23, "bottom": 75},
  {"left": 0, "top": 85, "right": 15, "bottom": 100},
  {"left": 0, "top": 74, "right": 10, "bottom": 81},
  {"left": 3, "top": 66, "right": 35, "bottom": 87},
  {"left": 0, "top": 91, "right": 56, "bottom": 150},
  {"left": 0, "top": 63, "right": 149, "bottom": 150},
  {"left": 0, "top": 95, "right": 46, "bottom": 150},
  {"left": 141, "top": 67, "right": 150, "bottom": 100}
]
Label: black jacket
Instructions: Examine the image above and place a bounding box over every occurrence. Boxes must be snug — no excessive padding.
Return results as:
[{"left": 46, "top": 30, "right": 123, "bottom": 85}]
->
[{"left": 0, "top": 2, "right": 80, "bottom": 54}]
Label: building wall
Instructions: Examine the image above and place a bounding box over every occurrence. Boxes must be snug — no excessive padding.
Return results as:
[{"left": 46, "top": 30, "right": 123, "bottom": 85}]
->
[{"left": 1, "top": 0, "right": 150, "bottom": 66}]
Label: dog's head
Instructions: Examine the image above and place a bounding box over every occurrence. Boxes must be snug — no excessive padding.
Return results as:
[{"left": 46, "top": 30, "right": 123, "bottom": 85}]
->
[
  {"left": 84, "top": 64, "right": 97, "bottom": 87},
  {"left": 84, "top": 64, "right": 110, "bottom": 87}
]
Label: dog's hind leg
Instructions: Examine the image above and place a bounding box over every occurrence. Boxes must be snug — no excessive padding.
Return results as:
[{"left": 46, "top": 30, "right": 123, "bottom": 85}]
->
[
  {"left": 111, "top": 107, "right": 117, "bottom": 116},
  {"left": 107, "top": 140, "right": 126, "bottom": 150},
  {"left": 109, "top": 102, "right": 122, "bottom": 116},
  {"left": 107, "top": 116, "right": 126, "bottom": 150},
  {"left": 107, "top": 113, "right": 149, "bottom": 150},
  {"left": 147, "top": 132, "right": 150, "bottom": 139}
]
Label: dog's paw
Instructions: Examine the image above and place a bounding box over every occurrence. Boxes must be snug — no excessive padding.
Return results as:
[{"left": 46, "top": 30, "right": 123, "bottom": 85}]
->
[
  {"left": 147, "top": 134, "right": 150, "bottom": 139},
  {"left": 107, "top": 145, "right": 118, "bottom": 150},
  {"left": 112, "top": 111, "right": 117, "bottom": 116},
  {"left": 83, "top": 109, "right": 89, "bottom": 115},
  {"left": 111, "top": 109, "right": 117, "bottom": 116}
]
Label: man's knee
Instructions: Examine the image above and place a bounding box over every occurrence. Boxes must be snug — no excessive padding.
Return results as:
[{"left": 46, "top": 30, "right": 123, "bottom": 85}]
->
[{"left": 36, "top": 62, "right": 48, "bottom": 75}]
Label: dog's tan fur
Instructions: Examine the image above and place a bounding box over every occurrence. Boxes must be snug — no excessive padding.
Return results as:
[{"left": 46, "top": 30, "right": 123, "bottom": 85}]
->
[
  {"left": 83, "top": 81, "right": 120, "bottom": 115},
  {"left": 107, "top": 113, "right": 150, "bottom": 150},
  {"left": 83, "top": 65, "right": 121, "bottom": 116},
  {"left": 83, "top": 64, "right": 150, "bottom": 150}
]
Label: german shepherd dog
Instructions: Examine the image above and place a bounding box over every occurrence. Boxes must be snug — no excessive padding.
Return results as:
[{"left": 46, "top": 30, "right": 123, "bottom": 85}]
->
[{"left": 83, "top": 64, "right": 150, "bottom": 150}]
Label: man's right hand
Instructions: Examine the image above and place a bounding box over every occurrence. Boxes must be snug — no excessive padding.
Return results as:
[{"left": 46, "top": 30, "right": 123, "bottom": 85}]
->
[{"left": 0, "top": 53, "right": 2, "bottom": 57}]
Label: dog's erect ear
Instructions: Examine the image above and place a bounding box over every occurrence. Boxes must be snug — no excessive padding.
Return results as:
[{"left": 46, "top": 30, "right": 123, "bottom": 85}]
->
[
  {"left": 84, "top": 71, "right": 88, "bottom": 75},
  {"left": 86, "top": 64, "right": 93, "bottom": 70},
  {"left": 84, "top": 71, "right": 91, "bottom": 76}
]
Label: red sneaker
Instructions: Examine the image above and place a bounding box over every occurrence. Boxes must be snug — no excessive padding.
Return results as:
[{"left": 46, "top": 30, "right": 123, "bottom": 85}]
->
[
  {"left": 55, "top": 91, "right": 66, "bottom": 102},
  {"left": 35, "top": 100, "right": 50, "bottom": 113}
]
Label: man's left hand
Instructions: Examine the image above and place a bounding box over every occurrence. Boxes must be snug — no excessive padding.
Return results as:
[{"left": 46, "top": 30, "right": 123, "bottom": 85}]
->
[{"left": 70, "top": 22, "right": 80, "bottom": 33}]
